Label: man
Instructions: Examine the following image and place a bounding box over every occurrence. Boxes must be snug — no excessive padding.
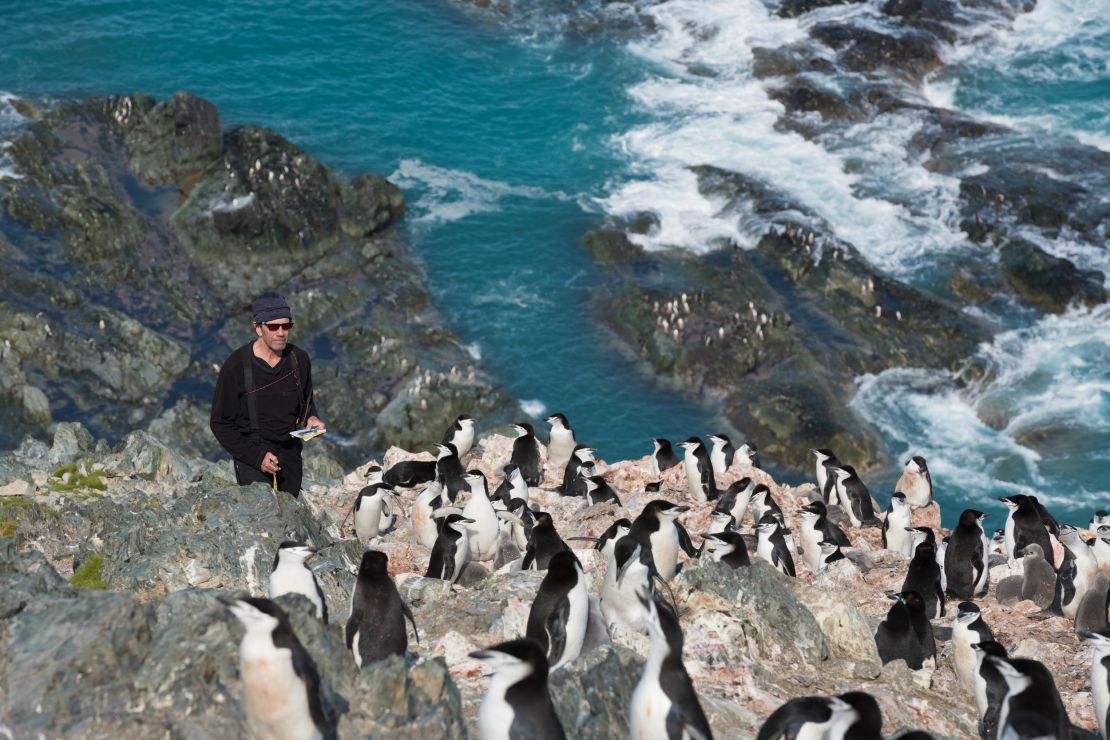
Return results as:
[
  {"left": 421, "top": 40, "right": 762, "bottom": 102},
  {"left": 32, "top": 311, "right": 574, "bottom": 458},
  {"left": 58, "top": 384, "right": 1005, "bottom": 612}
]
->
[{"left": 210, "top": 292, "right": 325, "bottom": 496}]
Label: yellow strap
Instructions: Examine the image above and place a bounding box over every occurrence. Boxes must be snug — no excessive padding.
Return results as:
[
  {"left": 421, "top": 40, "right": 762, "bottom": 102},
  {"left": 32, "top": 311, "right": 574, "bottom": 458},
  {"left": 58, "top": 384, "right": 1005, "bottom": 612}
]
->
[{"left": 272, "top": 473, "right": 278, "bottom": 490}]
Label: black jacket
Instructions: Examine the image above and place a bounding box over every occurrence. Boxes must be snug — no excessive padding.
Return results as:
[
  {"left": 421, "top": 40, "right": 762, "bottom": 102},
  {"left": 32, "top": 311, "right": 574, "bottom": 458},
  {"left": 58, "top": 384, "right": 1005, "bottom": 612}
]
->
[{"left": 210, "top": 342, "right": 317, "bottom": 468}]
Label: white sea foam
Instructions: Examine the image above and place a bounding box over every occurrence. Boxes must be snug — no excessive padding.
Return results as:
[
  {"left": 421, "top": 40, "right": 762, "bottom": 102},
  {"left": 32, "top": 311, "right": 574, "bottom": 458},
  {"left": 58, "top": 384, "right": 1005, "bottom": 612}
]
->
[
  {"left": 388, "top": 158, "right": 571, "bottom": 224},
  {"left": 852, "top": 303, "right": 1110, "bottom": 509},
  {"left": 0, "top": 92, "right": 28, "bottom": 181},
  {"left": 600, "top": 0, "right": 969, "bottom": 276},
  {"left": 465, "top": 342, "right": 482, "bottom": 361},
  {"left": 519, "top": 399, "right": 547, "bottom": 417}
]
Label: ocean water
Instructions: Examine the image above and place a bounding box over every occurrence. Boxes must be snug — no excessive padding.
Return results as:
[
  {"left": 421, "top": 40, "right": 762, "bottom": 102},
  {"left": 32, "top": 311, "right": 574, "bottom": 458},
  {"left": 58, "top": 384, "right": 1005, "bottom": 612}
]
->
[{"left": 0, "top": 0, "right": 1106, "bottom": 528}]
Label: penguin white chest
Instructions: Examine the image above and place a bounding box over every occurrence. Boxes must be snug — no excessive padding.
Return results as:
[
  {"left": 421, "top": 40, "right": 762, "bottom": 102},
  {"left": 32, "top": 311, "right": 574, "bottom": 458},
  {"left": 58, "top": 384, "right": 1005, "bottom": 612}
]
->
[
  {"left": 800, "top": 522, "right": 823, "bottom": 572},
  {"left": 477, "top": 682, "right": 516, "bottom": 740},
  {"left": 951, "top": 625, "right": 977, "bottom": 693},
  {"left": 1093, "top": 656, "right": 1110, "bottom": 740},
  {"left": 651, "top": 527, "right": 680, "bottom": 581},
  {"left": 239, "top": 642, "right": 320, "bottom": 740},
  {"left": 548, "top": 427, "right": 575, "bottom": 469},
  {"left": 630, "top": 668, "right": 672, "bottom": 740},
  {"left": 464, "top": 497, "right": 499, "bottom": 561},
  {"left": 554, "top": 578, "right": 589, "bottom": 668},
  {"left": 269, "top": 565, "right": 321, "bottom": 618},
  {"left": 683, "top": 455, "right": 705, "bottom": 502},
  {"left": 354, "top": 498, "right": 383, "bottom": 542}
]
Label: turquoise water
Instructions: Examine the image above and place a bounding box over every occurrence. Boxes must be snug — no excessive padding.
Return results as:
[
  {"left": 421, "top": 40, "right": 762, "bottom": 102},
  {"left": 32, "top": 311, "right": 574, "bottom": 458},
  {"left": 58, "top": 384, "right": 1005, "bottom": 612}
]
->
[
  {"left": 1, "top": 0, "right": 1106, "bottom": 527},
  {"left": 0, "top": 0, "right": 716, "bottom": 463}
]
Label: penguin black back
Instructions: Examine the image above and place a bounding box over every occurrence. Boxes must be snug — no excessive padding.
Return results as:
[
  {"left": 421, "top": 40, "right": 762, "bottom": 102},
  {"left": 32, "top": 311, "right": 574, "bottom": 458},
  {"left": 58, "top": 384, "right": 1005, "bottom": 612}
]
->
[
  {"left": 510, "top": 423, "right": 543, "bottom": 486},
  {"left": 435, "top": 443, "right": 468, "bottom": 503},
  {"left": 875, "top": 591, "right": 934, "bottom": 670},
  {"left": 522, "top": 512, "right": 570, "bottom": 571},
  {"left": 901, "top": 536, "right": 945, "bottom": 619},
  {"left": 652, "top": 438, "right": 680, "bottom": 474},
  {"left": 525, "top": 550, "right": 583, "bottom": 662},
  {"left": 383, "top": 459, "right": 437, "bottom": 488},
  {"left": 346, "top": 550, "right": 418, "bottom": 667}
]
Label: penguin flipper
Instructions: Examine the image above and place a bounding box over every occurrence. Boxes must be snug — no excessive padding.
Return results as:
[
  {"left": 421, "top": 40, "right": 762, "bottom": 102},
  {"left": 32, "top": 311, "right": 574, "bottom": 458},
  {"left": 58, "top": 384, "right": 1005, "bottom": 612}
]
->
[
  {"left": 675, "top": 522, "right": 699, "bottom": 559},
  {"left": 828, "top": 522, "right": 852, "bottom": 547},
  {"left": 777, "top": 550, "right": 796, "bottom": 578},
  {"left": 402, "top": 601, "right": 421, "bottom": 645},
  {"left": 664, "top": 688, "right": 713, "bottom": 740},
  {"left": 315, "top": 578, "right": 329, "bottom": 625},
  {"left": 544, "top": 598, "right": 570, "bottom": 665},
  {"left": 522, "top": 543, "right": 537, "bottom": 571},
  {"left": 426, "top": 544, "right": 445, "bottom": 580}
]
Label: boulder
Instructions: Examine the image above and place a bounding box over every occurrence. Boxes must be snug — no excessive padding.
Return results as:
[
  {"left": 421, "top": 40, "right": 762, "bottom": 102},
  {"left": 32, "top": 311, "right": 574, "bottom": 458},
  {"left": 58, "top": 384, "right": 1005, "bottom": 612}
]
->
[
  {"left": 549, "top": 644, "right": 643, "bottom": 739},
  {"left": 111, "top": 92, "right": 223, "bottom": 186},
  {"left": 999, "top": 238, "right": 1106, "bottom": 313}
]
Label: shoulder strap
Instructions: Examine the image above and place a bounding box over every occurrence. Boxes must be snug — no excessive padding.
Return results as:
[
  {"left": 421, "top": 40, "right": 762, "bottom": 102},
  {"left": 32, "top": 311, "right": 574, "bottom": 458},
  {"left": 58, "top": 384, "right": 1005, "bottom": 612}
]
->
[
  {"left": 288, "top": 345, "right": 309, "bottom": 428},
  {"left": 241, "top": 343, "right": 260, "bottom": 433}
]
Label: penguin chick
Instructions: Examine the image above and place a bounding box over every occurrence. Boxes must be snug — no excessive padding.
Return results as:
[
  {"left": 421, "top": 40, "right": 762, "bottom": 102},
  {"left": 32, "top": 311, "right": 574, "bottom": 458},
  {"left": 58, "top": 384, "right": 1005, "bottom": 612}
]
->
[{"left": 269, "top": 542, "right": 327, "bottom": 624}]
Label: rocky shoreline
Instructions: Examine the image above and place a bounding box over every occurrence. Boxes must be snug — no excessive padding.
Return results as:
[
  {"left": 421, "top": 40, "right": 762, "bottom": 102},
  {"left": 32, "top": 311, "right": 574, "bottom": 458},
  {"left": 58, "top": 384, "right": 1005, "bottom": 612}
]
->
[
  {"left": 0, "top": 92, "right": 516, "bottom": 467},
  {"left": 453, "top": 0, "right": 1109, "bottom": 478},
  {"left": 1, "top": 423, "right": 1104, "bottom": 737}
]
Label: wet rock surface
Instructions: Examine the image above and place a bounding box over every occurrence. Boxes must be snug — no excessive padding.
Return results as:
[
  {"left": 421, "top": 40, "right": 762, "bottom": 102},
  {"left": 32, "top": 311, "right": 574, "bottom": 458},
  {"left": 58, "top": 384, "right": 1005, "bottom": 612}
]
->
[
  {"left": 1, "top": 426, "right": 1104, "bottom": 737},
  {"left": 0, "top": 92, "right": 514, "bottom": 463}
]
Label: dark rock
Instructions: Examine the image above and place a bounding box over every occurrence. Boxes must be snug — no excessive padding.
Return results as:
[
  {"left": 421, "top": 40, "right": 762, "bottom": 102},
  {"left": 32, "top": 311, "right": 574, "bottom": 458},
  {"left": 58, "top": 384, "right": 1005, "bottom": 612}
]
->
[
  {"left": 768, "top": 81, "right": 867, "bottom": 122},
  {"left": 340, "top": 173, "right": 406, "bottom": 238},
  {"left": 338, "top": 655, "right": 466, "bottom": 739},
  {"left": 810, "top": 24, "right": 943, "bottom": 82},
  {"left": 109, "top": 92, "right": 223, "bottom": 186},
  {"left": 0, "top": 92, "right": 515, "bottom": 464},
  {"left": 752, "top": 44, "right": 837, "bottom": 79},
  {"left": 778, "top": 0, "right": 865, "bottom": 17},
  {"left": 549, "top": 644, "right": 643, "bottom": 739},
  {"left": 999, "top": 238, "right": 1107, "bottom": 313}
]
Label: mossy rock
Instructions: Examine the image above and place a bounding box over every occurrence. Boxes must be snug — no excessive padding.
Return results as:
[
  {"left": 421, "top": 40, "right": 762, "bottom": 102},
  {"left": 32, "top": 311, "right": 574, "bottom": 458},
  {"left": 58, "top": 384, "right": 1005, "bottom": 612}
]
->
[
  {"left": 49, "top": 460, "right": 108, "bottom": 494},
  {"left": 69, "top": 553, "right": 108, "bottom": 589}
]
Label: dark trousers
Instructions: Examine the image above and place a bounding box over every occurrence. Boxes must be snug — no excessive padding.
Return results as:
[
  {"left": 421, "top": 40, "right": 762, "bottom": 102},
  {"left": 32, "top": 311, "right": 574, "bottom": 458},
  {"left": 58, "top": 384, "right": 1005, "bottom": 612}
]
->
[{"left": 234, "top": 440, "right": 304, "bottom": 496}]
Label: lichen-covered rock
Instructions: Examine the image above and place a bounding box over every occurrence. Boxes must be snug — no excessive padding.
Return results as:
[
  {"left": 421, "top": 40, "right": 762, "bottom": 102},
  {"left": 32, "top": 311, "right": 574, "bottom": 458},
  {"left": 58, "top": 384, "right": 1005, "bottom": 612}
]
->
[
  {"left": 549, "top": 644, "right": 643, "bottom": 739},
  {"left": 110, "top": 92, "right": 223, "bottom": 185}
]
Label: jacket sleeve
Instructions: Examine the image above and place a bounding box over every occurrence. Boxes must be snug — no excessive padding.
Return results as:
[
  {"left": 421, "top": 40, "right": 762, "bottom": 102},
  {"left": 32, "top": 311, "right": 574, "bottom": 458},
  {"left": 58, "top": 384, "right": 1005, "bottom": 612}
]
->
[{"left": 209, "top": 351, "right": 266, "bottom": 468}]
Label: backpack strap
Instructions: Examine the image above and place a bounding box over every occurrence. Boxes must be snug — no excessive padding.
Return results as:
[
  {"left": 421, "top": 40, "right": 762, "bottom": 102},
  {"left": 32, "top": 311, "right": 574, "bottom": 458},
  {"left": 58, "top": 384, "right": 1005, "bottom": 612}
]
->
[
  {"left": 241, "top": 343, "right": 260, "bottom": 433},
  {"left": 288, "top": 346, "right": 310, "bottom": 428}
]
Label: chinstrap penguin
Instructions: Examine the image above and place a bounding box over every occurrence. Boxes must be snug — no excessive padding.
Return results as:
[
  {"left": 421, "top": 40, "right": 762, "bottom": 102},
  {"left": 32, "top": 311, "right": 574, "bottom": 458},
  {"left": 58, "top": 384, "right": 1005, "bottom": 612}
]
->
[
  {"left": 269, "top": 541, "right": 328, "bottom": 624},
  {"left": 346, "top": 550, "right": 419, "bottom": 668},
  {"left": 470, "top": 639, "right": 566, "bottom": 740}
]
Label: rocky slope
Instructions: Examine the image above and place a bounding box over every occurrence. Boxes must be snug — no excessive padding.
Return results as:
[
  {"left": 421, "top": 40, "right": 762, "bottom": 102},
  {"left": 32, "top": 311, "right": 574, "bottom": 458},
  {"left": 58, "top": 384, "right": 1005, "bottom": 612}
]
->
[
  {"left": 1, "top": 422, "right": 1102, "bottom": 737},
  {"left": 0, "top": 92, "right": 515, "bottom": 466}
]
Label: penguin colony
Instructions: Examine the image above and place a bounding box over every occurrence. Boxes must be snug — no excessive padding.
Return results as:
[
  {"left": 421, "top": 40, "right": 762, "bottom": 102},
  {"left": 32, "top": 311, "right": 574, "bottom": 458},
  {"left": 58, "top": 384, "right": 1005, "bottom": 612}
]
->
[{"left": 219, "top": 413, "right": 1110, "bottom": 739}]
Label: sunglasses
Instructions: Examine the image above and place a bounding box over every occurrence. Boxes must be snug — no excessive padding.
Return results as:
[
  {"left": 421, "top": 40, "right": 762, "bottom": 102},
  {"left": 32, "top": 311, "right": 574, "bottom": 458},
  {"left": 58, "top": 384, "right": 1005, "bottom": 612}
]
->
[{"left": 261, "top": 322, "right": 294, "bottom": 332}]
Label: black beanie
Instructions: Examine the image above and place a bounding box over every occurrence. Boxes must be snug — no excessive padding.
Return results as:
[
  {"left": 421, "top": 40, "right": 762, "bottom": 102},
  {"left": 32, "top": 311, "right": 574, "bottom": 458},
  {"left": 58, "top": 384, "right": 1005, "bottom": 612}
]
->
[{"left": 252, "top": 292, "right": 291, "bottom": 324}]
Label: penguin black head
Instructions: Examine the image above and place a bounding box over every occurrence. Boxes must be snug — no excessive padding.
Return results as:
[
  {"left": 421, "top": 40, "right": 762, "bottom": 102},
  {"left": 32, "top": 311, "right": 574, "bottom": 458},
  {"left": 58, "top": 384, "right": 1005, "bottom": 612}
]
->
[
  {"left": 641, "top": 594, "right": 685, "bottom": 655},
  {"left": 435, "top": 442, "right": 459, "bottom": 458},
  {"left": 810, "top": 448, "right": 838, "bottom": 462},
  {"left": 955, "top": 601, "right": 981, "bottom": 622},
  {"left": 456, "top": 413, "right": 474, "bottom": 423},
  {"left": 464, "top": 469, "right": 488, "bottom": 487},
  {"left": 547, "top": 548, "right": 582, "bottom": 573},
  {"left": 756, "top": 513, "right": 780, "bottom": 534},
  {"left": 911, "top": 526, "right": 936, "bottom": 546},
  {"left": 357, "top": 549, "right": 389, "bottom": 579},
  {"left": 545, "top": 413, "right": 570, "bottom": 429},
  {"left": 470, "top": 638, "right": 549, "bottom": 681},
  {"left": 363, "top": 464, "right": 382, "bottom": 478},
  {"left": 512, "top": 422, "right": 535, "bottom": 437},
  {"left": 272, "top": 541, "right": 317, "bottom": 569},
  {"left": 726, "top": 477, "right": 753, "bottom": 496},
  {"left": 442, "top": 513, "right": 475, "bottom": 532},
  {"left": 890, "top": 491, "right": 908, "bottom": 508},
  {"left": 1078, "top": 626, "right": 1110, "bottom": 652},
  {"left": 820, "top": 540, "right": 845, "bottom": 563},
  {"left": 838, "top": 692, "right": 882, "bottom": 737},
  {"left": 219, "top": 594, "right": 293, "bottom": 635},
  {"left": 707, "top": 433, "right": 731, "bottom": 445},
  {"left": 652, "top": 438, "right": 672, "bottom": 453},
  {"left": 533, "top": 511, "right": 555, "bottom": 528},
  {"left": 573, "top": 444, "right": 596, "bottom": 460},
  {"left": 958, "top": 509, "right": 986, "bottom": 527},
  {"left": 679, "top": 437, "right": 704, "bottom": 450},
  {"left": 907, "top": 455, "right": 928, "bottom": 471},
  {"left": 801, "top": 500, "right": 828, "bottom": 516},
  {"left": 896, "top": 590, "right": 927, "bottom": 615},
  {"left": 643, "top": 499, "right": 689, "bottom": 518}
]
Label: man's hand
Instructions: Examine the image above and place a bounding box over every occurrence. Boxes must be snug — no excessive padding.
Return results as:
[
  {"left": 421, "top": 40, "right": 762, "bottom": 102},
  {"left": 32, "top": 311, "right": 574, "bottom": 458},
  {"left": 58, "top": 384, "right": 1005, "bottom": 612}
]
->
[
  {"left": 261, "top": 452, "right": 281, "bottom": 474},
  {"left": 305, "top": 416, "right": 325, "bottom": 431}
]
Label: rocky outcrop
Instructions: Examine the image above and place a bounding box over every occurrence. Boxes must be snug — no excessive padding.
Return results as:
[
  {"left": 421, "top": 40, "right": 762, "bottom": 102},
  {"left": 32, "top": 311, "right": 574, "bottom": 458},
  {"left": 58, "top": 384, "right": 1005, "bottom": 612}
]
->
[
  {"left": 0, "top": 92, "right": 514, "bottom": 461},
  {"left": 999, "top": 238, "right": 1107, "bottom": 314}
]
